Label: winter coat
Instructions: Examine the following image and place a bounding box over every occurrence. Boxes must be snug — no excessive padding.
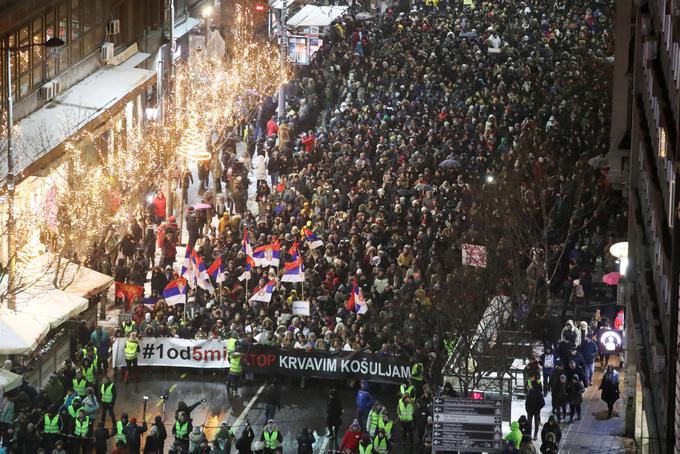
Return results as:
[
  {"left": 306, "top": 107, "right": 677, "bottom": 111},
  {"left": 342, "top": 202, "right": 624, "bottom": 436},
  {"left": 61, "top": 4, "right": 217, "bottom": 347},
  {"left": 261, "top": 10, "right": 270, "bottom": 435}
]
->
[
  {"left": 327, "top": 395, "right": 343, "bottom": 426},
  {"left": 578, "top": 339, "right": 598, "bottom": 364},
  {"left": 566, "top": 381, "right": 584, "bottom": 405},
  {"left": 504, "top": 421, "right": 523, "bottom": 448},
  {"left": 525, "top": 387, "right": 545, "bottom": 413},
  {"left": 600, "top": 371, "right": 620, "bottom": 404}
]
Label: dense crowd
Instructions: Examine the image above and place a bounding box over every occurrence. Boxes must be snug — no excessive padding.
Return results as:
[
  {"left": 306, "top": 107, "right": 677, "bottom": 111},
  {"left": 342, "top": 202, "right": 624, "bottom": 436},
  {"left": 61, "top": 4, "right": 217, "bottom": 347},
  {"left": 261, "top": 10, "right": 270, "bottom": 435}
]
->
[{"left": 0, "top": 0, "right": 624, "bottom": 452}]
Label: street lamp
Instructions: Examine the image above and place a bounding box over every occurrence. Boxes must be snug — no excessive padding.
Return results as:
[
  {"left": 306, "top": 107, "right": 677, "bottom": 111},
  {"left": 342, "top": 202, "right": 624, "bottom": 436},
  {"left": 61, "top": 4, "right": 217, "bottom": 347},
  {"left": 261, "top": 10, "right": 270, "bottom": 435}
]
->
[
  {"left": 1, "top": 37, "right": 64, "bottom": 310},
  {"left": 202, "top": 5, "right": 213, "bottom": 51}
]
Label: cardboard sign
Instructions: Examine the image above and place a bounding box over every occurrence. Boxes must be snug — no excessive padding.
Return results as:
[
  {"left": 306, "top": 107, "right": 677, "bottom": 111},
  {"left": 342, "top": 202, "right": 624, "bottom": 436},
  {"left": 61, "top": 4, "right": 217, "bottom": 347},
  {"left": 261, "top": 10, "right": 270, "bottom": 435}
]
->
[{"left": 292, "top": 300, "right": 310, "bottom": 316}]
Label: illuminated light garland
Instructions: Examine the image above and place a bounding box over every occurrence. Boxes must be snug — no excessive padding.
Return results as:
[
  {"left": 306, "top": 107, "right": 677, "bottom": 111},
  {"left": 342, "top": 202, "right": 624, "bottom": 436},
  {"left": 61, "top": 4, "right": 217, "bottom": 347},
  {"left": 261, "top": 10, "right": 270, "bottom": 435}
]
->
[{"left": 177, "top": 110, "right": 211, "bottom": 162}]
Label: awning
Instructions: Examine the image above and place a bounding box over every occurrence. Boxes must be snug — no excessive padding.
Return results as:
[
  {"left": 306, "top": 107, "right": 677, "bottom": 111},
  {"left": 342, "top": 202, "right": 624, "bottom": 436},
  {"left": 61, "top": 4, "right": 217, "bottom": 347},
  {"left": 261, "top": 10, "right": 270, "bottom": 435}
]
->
[
  {"left": 0, "top": 309, "right": 50, "bottom": 355},
  {"left": 0, "top": 368, "right": 22, "bottom": 392},
  {"left": 269, "top": 0, "right": 298, "bottom": 9},
  {"left": 287, "top": 5, "right": 347, "bottom": 28},
  {"left": 14, "top": 289, "right": 88, "bottom": 329},
  {"left": 173, "top": 17, "right": 201, "bottom": 40},
  {"left": 21, "top": 253, "right": 113, "bottom": 299},
  {"left": 1, "top": 56, "right": 156, "bottom": 183}
]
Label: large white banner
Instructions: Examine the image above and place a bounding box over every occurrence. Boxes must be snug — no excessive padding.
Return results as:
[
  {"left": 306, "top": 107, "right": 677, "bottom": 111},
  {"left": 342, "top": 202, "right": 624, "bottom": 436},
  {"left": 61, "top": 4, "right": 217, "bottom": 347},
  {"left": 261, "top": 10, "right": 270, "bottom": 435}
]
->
[{"left": 112, "top": 337, "right": 231, "bottom": 369}]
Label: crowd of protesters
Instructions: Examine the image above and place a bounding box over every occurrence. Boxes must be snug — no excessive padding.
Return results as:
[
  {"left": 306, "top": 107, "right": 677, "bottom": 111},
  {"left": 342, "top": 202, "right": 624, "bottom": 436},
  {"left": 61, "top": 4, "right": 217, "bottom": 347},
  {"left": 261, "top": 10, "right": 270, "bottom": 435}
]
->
[{"left": 0, "top": 0, "right": 627, "bottom": 452}]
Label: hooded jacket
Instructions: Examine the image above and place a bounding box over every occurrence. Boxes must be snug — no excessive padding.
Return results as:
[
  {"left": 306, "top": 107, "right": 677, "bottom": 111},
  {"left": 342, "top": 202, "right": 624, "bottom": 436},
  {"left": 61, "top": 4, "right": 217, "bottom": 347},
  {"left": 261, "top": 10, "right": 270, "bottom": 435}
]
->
[{"left": 504, "top": 421, "right": 523, "bottom": 448}]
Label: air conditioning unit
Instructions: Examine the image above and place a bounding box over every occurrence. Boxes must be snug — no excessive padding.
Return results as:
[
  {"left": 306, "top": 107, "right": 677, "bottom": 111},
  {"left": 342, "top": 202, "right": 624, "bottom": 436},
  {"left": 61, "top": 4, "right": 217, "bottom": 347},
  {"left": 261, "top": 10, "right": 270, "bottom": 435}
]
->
[
  {"left": 107, "top": 19, "right": 121, "bottom": 35},
  {"left": 673, "top": 0, "right": 680, "bottom": 17},
  {"left": 39, "top": 82, "right": 54, "bottom": 101},
  {"left": 51, "top": 79, "right": 60, "bottom": 95},
  {"left": 100, "top": 42, "right": 114, "bottom": 61}
]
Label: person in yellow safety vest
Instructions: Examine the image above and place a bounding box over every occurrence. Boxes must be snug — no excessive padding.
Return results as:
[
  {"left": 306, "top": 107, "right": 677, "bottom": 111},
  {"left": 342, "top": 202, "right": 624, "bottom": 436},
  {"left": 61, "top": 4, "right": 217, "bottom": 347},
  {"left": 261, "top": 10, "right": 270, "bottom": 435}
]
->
[
  {"left": 173, "top": 411, "right": 192, "bottom": 451},
  {"left": 67, "top": 396, "right": 83, "bottom": 419},
  {"left": 124, "top": 332, "right": 140, "bottom": 385},
  {"left": 116, "top": 413, "right": 130, "bottom": 444},
  {"left": 227, "top": 351, "right": 243, "bottom": 395},
  {"left": 400, "top": 379, "right": 415, "bottom": 399},
  {"left": 100, "top": 375, "right": 117, "bottom": 427},
  {"left": 38, "top": 405, "right": 63, "bottom": 453},
  {"left": 366, "top": 402, "right": 384, "bottom": 436},
  {"left": 378, "top": 413, "right": 394, "bottom": 441},
  {"left": 122, "top": 319, "right": 137, "bottom": 336},
  {"left": 443, "top": 338, "right": 456, "bottom": 358},
  {"left": 260, "top": 419, "right": 282, "bottom": 454},
  {"left": 81, "top": 357, "right": 97, "bottom": 386},
  {"left": 372, "top": 428, "right": 389, "bottom": 454},
  {"left": 82, "top": 344, "right": 99, "bottom": 369},
  {"left": 397, "top": 395, "right": 414, "bottom": 446},
  {"left": 358, "top": 433, "right": 373, "bottom": 454},
  {"left": 72, "top": 370, "right": 88, "bottom": 398},
  {"left": 72, "top": 409, "right": 92, "bottom": 453},
  {"left": 410, "top": 359, "right": 425, "bottom": 397}
]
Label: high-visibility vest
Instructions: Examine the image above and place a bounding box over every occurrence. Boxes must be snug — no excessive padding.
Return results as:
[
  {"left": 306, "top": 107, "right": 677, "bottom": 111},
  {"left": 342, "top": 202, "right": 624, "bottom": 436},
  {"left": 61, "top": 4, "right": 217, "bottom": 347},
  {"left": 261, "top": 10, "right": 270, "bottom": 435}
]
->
[
  {"left": 43, "top": 414, "right": 60, "bottom": 434},
  {"left": 116, "top": 421, "right": 127, "bottom": 443},
  {"left": 123, "top": 321, "right": 136, "bottom": 335},
  {"left": 101, "top": 383, "right": 114, "bottom": 403},
  {"left": 73, "top": 378, "right": 87, "bottom": 397},
  {"left": 444, "top": 339, "right": 456, "bottom": 357},
  {"left": 226, "top": 338, "right": 237, "bottom": 354},
  {"left": 359, "top": 443, "right": 373, "bottom": 454},
  {"left": 124, "top": 341, "right": 138, "bottom": 360},
  {"left": 400, "top": 384, "right": 414, "bottom": 397},
  {"left": 83, "top": 364, "right": 96, "bottom": 383},
  {"left": 410, "top": 362, "right": 424, "bottom": 381},
  {"left": 83, "top": 347, "right": 98, "bottom": 367},
  {"left": 175, "top": 421, "right": 189, "bottom": 439},
  {"left": 74, "top": 416, "right": 90, "bottom": 437},
  {"left": 378, "top": 419, "right": 393, "bottom": 439},
  {"left": 263, "top": 430, "right": 279, "bottom": 449},
  {"left": 367, "top": 410, "right": 381, "bottom": 434},
  {"left": 230, "top": 356, "right": 242, "bottom": 375},
  {"left": 398, "top": 400, "right": 413, "bottom": 422},
  {"left": 373, "top": 435, "right": 388, "bottom": 453},
  {"left": 68, "top": 405, "right": 78, "bottom": 418}
]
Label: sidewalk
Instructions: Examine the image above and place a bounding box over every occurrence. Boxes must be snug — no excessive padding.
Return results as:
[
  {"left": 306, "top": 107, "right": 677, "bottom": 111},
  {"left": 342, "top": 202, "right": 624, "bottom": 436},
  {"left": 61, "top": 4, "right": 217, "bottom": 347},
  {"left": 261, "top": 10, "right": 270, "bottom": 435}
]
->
[{"left": 506, "top": 360, "right": 635, "bottom": 453}]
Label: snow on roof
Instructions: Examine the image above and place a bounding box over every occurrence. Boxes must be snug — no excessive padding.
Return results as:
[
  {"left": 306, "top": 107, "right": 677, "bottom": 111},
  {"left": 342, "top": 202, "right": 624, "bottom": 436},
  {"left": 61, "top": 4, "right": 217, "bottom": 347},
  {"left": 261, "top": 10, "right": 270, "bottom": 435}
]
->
[{"left": 287, "top": 5, "right": 347, "bottom": 28}]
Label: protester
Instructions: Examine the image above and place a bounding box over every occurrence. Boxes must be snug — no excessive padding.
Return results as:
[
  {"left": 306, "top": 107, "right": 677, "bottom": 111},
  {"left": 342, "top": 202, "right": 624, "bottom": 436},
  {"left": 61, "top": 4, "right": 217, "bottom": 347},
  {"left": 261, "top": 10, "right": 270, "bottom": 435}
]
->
[{"left": 600, "top": 365, "right": 621, "bottom": 417}]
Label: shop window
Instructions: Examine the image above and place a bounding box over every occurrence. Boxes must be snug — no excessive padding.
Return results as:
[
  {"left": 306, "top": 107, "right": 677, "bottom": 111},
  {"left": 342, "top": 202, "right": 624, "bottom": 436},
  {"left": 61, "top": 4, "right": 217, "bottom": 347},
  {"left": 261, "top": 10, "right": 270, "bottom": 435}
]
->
[
  {"left": 58, "top": 3, "right": 69, "bottom": 73},
  {"left": 71, "top": 0, "right": 82, "bottom": 63},
  {"left": 18, "top": 26, "right": 30, "bottom": 98},
  {"left": 32, "top": 17, "right": 44, "bottom": 88},
  {"left": 658, "top": 126, "right": 668, "bottom": 158},
  {"left": 45, "top": 9, "right": 57, "bottom": 80}
]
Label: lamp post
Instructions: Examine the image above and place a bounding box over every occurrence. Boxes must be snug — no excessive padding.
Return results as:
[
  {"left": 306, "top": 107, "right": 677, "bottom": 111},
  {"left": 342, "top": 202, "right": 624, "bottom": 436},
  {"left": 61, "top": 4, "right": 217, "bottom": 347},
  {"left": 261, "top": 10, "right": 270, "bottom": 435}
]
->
[
  {"left": 2, "top": 37, "right": 64, "bottom": 310},
  {"left": 202, "top": 5, "right": 214, "bottom": 50},
  {"left": 278, "top": 0, "right": 287, "bottom": 123}
]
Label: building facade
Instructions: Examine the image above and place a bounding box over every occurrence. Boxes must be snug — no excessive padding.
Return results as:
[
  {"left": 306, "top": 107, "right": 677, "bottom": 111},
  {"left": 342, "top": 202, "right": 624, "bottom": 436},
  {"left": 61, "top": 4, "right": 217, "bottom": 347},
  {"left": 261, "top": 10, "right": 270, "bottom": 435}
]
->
[{"left": 619, "top": 0, "right": 680, "bottom": 452}]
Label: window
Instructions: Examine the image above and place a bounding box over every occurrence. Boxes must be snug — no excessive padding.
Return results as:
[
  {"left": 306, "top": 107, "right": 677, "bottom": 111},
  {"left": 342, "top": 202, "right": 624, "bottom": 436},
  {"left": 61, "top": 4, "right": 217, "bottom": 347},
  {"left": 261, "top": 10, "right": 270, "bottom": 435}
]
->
[
  {"left": 58, "top": 3, "right": 69, "bottom": 72},
  {"left": 18, "top": 26, "right": 30, "bottom": 98},
  {"left": 45, "top": 9, "right": 57, "bottom": 80},
  {"left": 32, "top": 17, "right": 44, "bottom": 87},
  {"left": 658, "top": 126, "right": 668, "bottom": 158},
  {"left": 71, "top": 0, "right": 81, "bottom": 63}
]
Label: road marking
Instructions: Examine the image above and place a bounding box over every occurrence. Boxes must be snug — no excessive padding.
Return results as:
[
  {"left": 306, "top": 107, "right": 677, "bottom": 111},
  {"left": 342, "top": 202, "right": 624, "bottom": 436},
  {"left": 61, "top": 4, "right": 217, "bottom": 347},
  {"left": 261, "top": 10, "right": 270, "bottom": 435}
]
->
[{"left": 232, "top": 383, "right": 266, "bottom": 428}]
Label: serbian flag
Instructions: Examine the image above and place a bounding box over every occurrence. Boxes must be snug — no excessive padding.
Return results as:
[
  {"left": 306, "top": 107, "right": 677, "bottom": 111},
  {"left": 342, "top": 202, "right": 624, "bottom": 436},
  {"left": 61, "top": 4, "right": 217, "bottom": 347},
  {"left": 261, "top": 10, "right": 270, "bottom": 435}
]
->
[
  {"left": 288, "top": 241, "right": 300, "bottom": 260},
  {"left": 345, "top": 279, "right": 368, "bottom": 315},
  {"left": 180, "top": 245, "right": 196, "bottom": 289},
  {"left": 163, "top": 278, "right": 187, "bottom": 306},
  {"left": 303, "top": 228, "right": 323, "bottom": 249},
  {"left": 249, "top": 279, "right": 276, "bottom": 303},
  {"left": 192, "top": 251, "right": 214, "bottom": 292},
  {"left": 207, "top": 257, "right": 225, "bottom": 284},
  {"left": 252, "top": 243, "right": 281, "bottom": 267},
  {"left": 281, "top": 257, "right": 305, "bottom": 283},
  {"left": 238, "top": 254, "right": 256, "bottom": 281},
  {"left": 115, "top": 282, "right": 144, "bottom": 311},
  {"left": 242, "top": 227, "right": 253, "bottom": 256}
]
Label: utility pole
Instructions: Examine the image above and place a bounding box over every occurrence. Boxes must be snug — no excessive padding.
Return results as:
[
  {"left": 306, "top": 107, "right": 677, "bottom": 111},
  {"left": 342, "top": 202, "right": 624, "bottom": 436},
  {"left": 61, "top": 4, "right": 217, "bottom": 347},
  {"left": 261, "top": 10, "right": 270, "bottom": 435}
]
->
[
  {"left": 5, "top": 48, "right": 16, "bottom": 311},
  {"left": 277, "top": 0, "right": 287, "bottom": 122},
  {"left": 165, "top": 0, "right": 176, "bottom": 221}
]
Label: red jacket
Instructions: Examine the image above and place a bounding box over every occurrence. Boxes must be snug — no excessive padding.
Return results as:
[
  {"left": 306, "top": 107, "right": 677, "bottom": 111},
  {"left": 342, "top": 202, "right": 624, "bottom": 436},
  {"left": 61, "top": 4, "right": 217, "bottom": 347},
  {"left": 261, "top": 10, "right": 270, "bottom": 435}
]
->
[
  {"left": 339, "top": 429, "right": 363, "bottom": 452},
  {"left": 301, "top": 134, "right": 316, "bottom": 153},
  {"left": 266, "top": 119, "right": 279, "bottom": 137}
]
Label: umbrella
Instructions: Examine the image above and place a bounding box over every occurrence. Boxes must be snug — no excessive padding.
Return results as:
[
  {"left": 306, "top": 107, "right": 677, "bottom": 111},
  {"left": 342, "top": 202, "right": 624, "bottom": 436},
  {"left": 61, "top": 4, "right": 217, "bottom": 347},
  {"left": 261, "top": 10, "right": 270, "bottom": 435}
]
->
[
  {"left": 414, "top": 183, "right": 434, "bottom": 192},
  {"left": 0, "top": 368, "right": 22, "bottom": 392},
  {"left": 460, "top": 31, "right": 479, "bottom": 39},
  {"left": 588, "top": 155, "right": 609, "bottom": 169},
  {"left": 192, "top": 203, "right": 212, "bottom": 210},
  {"left": 602, "top": 272, "right": 622, "bottom": 286},
  {"left": 396, "top": 188, "right": 413, "bottom": 196},
  {"left": 439, "top": 159, "right": 460, "bottom": 168},
  {"left": 355, "top": 12, "right": 372, "bottom": 20}
]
